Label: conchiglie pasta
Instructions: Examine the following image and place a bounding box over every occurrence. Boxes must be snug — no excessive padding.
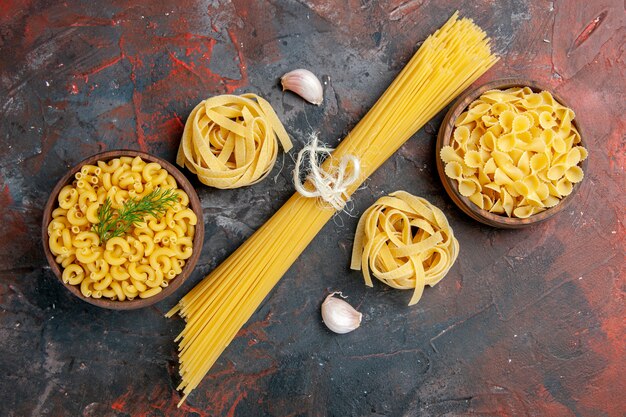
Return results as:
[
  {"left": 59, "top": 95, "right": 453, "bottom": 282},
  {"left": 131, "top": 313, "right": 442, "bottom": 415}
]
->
[
  {"left": 48, "top": 157, "right": 196, "bottom": 301},
  {"left": 441, "top": 87, "right": 587, "bottom": 217}
]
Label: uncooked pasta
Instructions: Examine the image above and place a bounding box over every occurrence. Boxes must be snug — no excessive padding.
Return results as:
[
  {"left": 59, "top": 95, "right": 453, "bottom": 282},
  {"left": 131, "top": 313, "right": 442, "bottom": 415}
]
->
[
  {"left": 167, "top": 12, "right": 498, "bottom": 405},
  {"left": 48, "top": 156, "right": 196, "bottom": 301},
  {"left": 440, "top": 87, "right": 587, "bottom": 217},
  {"left": 176, "top": 93, "right": 292, "bottom": 189},
  {"left": 350, "top": 191, "right": 459, "bottom": 306}
]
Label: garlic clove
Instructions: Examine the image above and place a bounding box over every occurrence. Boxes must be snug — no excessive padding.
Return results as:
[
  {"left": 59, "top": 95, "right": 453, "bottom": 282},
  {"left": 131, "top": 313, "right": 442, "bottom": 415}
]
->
[
  {"left": 321, "top": 292, "right": 362, "bottom": 334},
  {"left": 281, "top": 69, "right": 324, "bottom": 105}
]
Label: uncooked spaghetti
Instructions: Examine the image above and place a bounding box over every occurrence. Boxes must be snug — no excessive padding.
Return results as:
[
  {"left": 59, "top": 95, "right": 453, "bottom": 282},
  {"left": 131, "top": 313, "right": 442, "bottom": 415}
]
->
[{"left": 167, "top": 12, "right": 498, "bottom": 405}]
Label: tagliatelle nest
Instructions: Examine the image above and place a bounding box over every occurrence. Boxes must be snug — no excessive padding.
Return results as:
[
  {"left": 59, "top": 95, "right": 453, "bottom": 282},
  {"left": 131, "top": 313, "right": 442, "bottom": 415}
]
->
[
  {"left": 351, "top": 191, "right": 459, "bottom": 305},
  {"left": 176, "top": 93, "right": 292, "bottom": 189}
]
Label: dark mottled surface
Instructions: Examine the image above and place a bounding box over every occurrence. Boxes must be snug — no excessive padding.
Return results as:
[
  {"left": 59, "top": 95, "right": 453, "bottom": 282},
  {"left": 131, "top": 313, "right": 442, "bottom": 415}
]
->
[{"left": 1, "top": 1, "right": 624, "bottom": 416}]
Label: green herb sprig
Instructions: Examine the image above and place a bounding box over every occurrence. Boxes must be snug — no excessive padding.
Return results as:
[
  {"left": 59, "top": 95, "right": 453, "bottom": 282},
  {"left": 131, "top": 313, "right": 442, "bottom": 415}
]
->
[{"left": 93, "top": 188, "right": 179, "bottom": 243}]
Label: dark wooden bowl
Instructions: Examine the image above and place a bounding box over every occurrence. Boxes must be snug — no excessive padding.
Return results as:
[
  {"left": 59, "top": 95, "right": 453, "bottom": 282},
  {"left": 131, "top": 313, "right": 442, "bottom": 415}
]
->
[
  {"left": 436, "top": 78, "right": 587, "bottom": 228},
  {"left": 41, "top": 150, "right": 204, "bottom": 310}
]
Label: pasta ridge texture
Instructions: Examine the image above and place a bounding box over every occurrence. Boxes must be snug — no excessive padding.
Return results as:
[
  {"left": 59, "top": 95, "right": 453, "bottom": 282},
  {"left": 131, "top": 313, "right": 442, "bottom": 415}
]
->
[
  {"left": 167, "top": 12, "right": 498, "bottom": 406},
  {"left": 350, "top": 191, "right": 459, "bottom": 305},
  {"left": 177, "top": 93, "right": 293, "bottom": 189},
  {"left": 48, "top": 156, "right": 196, "bottom": 301}
]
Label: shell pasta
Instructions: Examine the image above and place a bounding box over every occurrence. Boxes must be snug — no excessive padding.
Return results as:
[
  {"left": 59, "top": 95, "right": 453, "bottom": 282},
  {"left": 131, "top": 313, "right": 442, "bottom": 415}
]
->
[
  {"left": 48, "top": 156, "right": 197, "bottom": 301},
  {"left": 440, "top": 87, "right": 588, "bottom": 218}
]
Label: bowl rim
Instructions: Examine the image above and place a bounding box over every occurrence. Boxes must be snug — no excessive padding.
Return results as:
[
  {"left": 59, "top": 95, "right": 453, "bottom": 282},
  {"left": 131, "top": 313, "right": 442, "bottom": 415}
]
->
[
  {"left": 435, "top": 78, "right": 587, "bottom": 229},
  {"left": 41, "top": 149, "right": 204, "bottom": 310}
]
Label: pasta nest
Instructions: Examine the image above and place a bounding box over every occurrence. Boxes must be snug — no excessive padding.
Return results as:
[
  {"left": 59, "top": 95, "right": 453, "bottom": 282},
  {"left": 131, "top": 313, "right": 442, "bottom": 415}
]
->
[
  {"left": 177, "top": 93, "right": 292, "bottom": 189},
  {"left": 351, "top": 191, "right": 459, "bottom": 305}
]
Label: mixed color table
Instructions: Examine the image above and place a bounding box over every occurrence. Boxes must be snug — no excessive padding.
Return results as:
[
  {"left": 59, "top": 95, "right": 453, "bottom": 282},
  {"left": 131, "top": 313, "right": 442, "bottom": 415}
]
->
[{"left": 0, "top": 1, "right": 624, "bottom": 416}]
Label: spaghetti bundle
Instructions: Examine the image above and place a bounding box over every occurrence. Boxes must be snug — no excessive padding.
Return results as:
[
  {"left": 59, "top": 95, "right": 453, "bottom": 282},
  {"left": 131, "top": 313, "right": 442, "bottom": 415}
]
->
[
  {"left": 168, "top": 13, "right": 498, "bottom": 405},
  {"left": 176, "top": 94, "right": 292, "bottom": 189},
  {"left": 350, "top": 191, "right": 459, "bottom": 306}
]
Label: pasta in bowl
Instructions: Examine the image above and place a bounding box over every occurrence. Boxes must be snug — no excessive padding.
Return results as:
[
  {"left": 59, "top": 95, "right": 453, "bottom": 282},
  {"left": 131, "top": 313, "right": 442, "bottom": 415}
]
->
[
  {"left": 42, "top": 150, "right": 204, "bottom": 309},
  {"left": 436, "top": 79, "right": 588, "bottom": 228}
]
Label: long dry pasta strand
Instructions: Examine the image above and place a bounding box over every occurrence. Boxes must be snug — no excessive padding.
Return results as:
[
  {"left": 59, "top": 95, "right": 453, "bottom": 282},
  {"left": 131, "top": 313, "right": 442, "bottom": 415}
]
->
[{"left": 168, "top": 12, "right": 499, "bottom": 405}]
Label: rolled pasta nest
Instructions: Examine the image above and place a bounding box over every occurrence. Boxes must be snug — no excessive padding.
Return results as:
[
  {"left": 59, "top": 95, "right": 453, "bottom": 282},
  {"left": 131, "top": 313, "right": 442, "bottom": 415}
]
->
[
  {"left": 176, "top": 93, "right": 293, "bottom": 189},
  {"left": 351, "top": 191, "right": 460, "bottom": 305}
]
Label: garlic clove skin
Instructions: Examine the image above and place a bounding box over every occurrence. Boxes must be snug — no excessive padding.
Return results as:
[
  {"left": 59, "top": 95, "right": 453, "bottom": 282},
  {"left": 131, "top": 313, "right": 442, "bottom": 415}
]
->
[
  {"left": 321, "top": 292, "right": 362, "bottom": 334},
  {"left": 281, "top": 69, "right": 324, "bottom": 105}
]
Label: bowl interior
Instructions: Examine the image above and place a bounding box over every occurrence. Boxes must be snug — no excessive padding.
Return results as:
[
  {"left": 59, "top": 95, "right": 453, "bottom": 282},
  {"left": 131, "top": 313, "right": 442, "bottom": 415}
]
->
[
  {"left": 41, "top": 149, "right": 204, "bottom": 310},
  {"left": 436, "top": 78, "right": 587, "bottom": 228}
]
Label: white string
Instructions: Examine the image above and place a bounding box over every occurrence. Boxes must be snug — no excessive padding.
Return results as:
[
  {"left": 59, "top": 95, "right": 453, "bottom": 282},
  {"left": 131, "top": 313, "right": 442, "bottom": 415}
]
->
[{"left": 293, "top": 135, "right": 360, "bottom": 211}]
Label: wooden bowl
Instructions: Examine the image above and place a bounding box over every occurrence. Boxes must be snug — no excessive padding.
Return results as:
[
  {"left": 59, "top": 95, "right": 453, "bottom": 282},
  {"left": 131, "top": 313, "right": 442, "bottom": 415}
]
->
[
  {"left": 436, "top": 78, "right": 587, "bottom": 229},
  {"left": 41, "top": 150, "right": 204, "bottom": 310}
]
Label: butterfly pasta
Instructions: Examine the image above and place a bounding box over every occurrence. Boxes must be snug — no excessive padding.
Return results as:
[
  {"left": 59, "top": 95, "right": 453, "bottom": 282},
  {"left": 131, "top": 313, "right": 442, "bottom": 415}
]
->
[
  {"left": 176, "top": 94, "right": 292, "bottom": 189},
  {"left": 350, "top": 191, "right": 459, "bottom": 306},
  {"left": 441, "top": 87, "right": 588, "bottom": 218}
]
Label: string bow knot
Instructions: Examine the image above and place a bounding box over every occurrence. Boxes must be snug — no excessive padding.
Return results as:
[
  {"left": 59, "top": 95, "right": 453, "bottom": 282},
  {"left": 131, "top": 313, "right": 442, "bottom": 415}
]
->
[{"left": 293, "top": 136, "right": 360, "bottom": 210}]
